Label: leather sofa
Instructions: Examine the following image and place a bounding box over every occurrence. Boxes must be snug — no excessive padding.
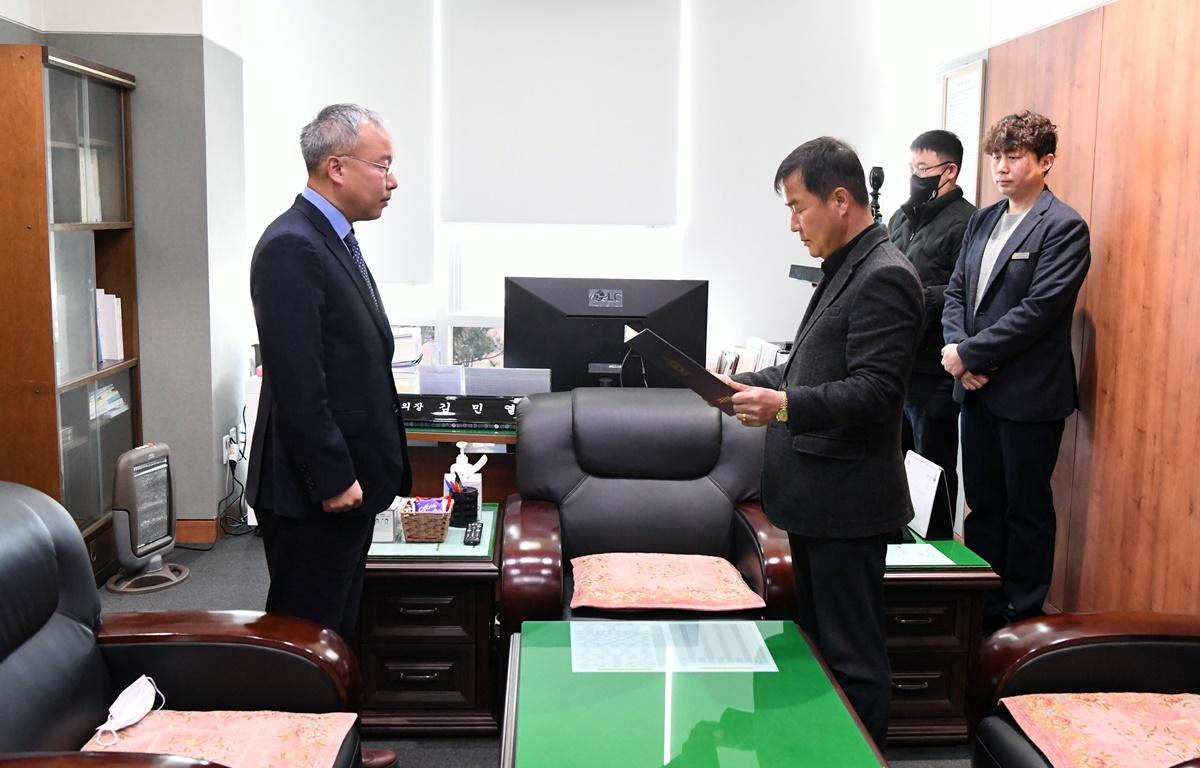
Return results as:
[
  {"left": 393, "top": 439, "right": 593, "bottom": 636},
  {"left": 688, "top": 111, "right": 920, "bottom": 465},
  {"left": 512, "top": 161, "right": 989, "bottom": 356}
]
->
[
  {"left": 971, "top": 611, "right": 1200, "bottom": 768},
  {"left": 0, "top": 481, "right": 362, "bottom": 767},
  {"left": 499, "top": 387, "right": 793, "bottom": 637}
]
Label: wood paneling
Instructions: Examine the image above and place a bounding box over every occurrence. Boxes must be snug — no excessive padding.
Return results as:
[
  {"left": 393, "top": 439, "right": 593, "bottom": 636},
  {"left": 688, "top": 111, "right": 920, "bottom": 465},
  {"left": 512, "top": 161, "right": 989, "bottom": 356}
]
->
[
  {"left": 979, "top": 11, "right": 1103, "bottom": 218},
  {"left": 982, "top": 0, "right": 1200, "bottom": 614},
  {"left": 1068, "top": 0, "right": 1200, "bottom": 613},
  {"left": 979, "top": 11, "right": 1103, "bottom": 612},
  {"left": 176, "top": 518, "right": 219, "bottom": 545},
  {"left": 0, "top": 46, "right": 60, "bottom": 499}
]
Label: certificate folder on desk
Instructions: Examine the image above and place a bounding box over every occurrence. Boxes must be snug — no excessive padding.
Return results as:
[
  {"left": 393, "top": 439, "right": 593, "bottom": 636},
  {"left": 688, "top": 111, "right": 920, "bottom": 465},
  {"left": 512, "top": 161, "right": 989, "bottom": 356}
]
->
[{"left": 626, "top": 329, "right": 736, "bottom": 415}]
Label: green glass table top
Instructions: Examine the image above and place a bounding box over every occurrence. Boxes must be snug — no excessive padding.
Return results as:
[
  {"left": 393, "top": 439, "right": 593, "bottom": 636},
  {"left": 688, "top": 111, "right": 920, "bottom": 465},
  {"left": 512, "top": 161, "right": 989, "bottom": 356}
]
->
[
  {"left": 368, "top": 503, "right": 497, "bottom": 560},
  {"left": 513, "top": 620, "right": 883, "bottom": 768},
  {"left": 921, "top": 539, "right": 989, "bottom": 567}
]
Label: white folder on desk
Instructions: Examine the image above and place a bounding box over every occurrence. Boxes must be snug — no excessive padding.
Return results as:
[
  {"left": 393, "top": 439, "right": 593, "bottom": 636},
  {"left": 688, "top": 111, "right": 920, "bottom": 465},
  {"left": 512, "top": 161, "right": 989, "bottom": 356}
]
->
[{"left": 905, "top": 450, "right": 943, "bottom": 538}]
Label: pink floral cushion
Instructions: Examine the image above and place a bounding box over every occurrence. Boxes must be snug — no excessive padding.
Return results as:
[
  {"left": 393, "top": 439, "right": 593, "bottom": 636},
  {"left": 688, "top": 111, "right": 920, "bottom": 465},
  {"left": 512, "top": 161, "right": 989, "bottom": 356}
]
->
[
  {"left": 1002, "top": 692, "right": 1200, "bottom": 768},
  {"left": 81, "top": 710, "right": 357, "bottom": 768},
  {"left": 570, "top": 552, "right": 765, "bottom": 611}
]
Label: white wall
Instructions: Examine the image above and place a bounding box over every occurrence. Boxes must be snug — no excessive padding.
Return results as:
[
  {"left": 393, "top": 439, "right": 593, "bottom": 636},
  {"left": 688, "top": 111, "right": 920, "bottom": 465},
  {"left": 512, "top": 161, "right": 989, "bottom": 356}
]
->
[
  {"left": 240, "top": 0, "right": 435, "bottom": 285},
  {"left": 0, "top": 0, "right": 41, "bottom": 29},
  {"left": 41, "top": 0, "right": 201, "bottom": 34},
  {"left": 684, "top": 0, "right": 900, "bottom": 349}
]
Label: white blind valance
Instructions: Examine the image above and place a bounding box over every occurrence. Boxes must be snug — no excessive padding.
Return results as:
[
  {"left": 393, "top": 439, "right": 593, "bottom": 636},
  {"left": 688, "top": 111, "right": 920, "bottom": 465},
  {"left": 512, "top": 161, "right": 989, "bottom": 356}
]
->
[{"left": 441, "top": 0, "right": 681, "bottom": 225}]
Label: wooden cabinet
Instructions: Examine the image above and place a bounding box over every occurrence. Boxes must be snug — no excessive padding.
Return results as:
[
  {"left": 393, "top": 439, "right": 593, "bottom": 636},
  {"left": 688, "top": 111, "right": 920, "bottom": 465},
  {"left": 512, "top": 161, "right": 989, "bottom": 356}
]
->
[
  {"left": 360, "top": 510, "right": 501, "bottom": 734},
  {"left": 884, "top": 568, "right": 999, "bottom": 744},
  {"left": 0, "top": 45, "right": 140, "bottom": 582}
]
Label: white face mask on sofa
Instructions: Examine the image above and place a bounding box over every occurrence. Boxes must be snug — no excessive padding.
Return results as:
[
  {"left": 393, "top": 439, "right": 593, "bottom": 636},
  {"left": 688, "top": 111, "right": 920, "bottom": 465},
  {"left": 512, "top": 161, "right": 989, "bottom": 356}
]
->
[{"left": 95, "top": 674, "right": 164, "bottom": 745}]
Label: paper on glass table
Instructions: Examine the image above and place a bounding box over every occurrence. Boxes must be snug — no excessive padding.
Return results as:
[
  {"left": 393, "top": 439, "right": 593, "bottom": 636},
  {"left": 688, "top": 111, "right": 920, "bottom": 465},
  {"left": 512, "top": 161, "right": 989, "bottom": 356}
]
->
[
  {"left": 886, "top": 543, "right": 955, "bottom": 567},
  {"left": 569, "top": 621, "right": 777, "bottom": 673}
]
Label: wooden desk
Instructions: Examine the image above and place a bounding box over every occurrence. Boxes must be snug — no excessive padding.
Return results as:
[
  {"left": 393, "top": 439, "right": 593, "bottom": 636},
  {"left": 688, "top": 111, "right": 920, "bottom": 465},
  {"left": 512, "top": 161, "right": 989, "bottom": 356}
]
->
[
  {"left": 884, "top": 540, "right": 999, "bottom": 744},
  {"left": 360, "top": 505, "right": 502, "bottom": 735}
]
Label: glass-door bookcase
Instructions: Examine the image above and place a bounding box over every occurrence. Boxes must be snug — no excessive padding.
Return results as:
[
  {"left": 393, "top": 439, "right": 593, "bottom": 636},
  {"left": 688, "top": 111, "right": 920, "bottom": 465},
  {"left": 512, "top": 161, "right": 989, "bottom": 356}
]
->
[{"left": 0, "top": 45, "right": 140, "bottom": 581}]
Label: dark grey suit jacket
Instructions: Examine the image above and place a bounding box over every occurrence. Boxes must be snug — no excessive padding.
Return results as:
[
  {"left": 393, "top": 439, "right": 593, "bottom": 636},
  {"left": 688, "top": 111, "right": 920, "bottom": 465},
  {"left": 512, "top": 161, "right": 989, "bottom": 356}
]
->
[
  {"left": 737, "top": 225, "right": 923, "bottom": 538},
  {"left": 246, "top": 195, "right": 412, "bottom": 520},
  {"left": 942, "top": 187, "right": 1091, "bottom": 421}
]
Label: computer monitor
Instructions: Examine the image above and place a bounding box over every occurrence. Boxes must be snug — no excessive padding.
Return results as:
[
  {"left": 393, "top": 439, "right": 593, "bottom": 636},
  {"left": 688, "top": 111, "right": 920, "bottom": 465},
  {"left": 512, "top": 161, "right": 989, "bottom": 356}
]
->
[{"left": 504, "top": 277, "right": 708, "bottom": 391}]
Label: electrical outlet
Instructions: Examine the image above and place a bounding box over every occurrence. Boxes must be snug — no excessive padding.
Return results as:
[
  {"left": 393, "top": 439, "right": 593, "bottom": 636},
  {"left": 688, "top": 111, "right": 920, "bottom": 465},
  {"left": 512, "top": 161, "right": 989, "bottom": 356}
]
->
[{"left": 221, "top": 435, "right": 234, "bottom": 464}]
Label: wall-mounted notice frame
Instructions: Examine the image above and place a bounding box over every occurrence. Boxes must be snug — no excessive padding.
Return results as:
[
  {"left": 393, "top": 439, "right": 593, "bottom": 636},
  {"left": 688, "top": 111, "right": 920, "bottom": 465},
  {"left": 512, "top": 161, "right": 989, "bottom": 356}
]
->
[{"left": 942, "top": 59, "right": 986, "bottom": 206}]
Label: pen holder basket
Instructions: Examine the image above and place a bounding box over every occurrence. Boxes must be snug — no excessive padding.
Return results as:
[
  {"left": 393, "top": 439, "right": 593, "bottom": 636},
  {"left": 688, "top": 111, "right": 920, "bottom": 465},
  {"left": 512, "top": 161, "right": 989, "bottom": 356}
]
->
[
  {"left": 400, "top": 498, "right": 453, "bottom": 543},
  {"left": 449, "top": 486, "right": 479, "bottom": 527}
]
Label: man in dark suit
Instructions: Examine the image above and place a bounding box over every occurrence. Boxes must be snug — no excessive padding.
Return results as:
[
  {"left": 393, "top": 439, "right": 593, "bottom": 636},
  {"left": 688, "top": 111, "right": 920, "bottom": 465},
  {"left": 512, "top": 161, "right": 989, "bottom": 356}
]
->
[
  {"left": 888, "top": 130, "right": 977, "bottom": 508},
  {"left": 941, "top": 111, "right": 1090, "bottom": 633},
  {"left": 726, "top": 137, "right": 924, "bottom": 747},
  {"left": 247, "top": 103, "right": 411, "bottom": 646}
]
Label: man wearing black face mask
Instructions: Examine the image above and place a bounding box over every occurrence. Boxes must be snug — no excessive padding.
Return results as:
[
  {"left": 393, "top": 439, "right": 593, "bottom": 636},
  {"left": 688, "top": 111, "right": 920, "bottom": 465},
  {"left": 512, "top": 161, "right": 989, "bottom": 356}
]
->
[{"left": 886, "top": 130, "right": 976, "bottom": 511}]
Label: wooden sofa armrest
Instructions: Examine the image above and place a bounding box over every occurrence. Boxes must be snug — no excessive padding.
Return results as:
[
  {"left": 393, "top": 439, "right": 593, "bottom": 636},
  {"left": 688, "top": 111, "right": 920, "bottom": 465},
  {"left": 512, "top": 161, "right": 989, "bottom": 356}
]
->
[
  {"left": 97, "top": 610, "right": 358, "bottom": 711},
  {"left": 731, "top": 501, "right": 794, "bottom": 619},
  {"left": 971, "top": 611, "right": 1200, "bottom": 725},
  {"left": 0, "top": 754, "right": 226, "bottom": 767},
  {"left": 499, "top": 495, "right": 563, "bottom": 637}
]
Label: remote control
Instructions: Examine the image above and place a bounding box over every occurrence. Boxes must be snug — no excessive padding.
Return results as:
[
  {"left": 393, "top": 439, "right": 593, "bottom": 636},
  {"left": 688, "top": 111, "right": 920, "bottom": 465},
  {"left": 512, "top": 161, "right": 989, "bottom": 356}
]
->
[{"left": 463, "top": 520, "right": 484, "bottom": 546}]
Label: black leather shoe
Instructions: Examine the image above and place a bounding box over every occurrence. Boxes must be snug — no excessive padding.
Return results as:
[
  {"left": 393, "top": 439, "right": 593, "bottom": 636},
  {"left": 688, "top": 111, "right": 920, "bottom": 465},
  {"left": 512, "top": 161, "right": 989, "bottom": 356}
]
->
[{"left": 362, "top": 748, "right": 398, "bottom": 768}]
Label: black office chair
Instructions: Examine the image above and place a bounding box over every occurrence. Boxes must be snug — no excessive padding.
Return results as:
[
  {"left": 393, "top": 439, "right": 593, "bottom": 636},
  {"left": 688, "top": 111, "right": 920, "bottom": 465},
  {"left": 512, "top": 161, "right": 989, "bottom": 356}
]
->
[
  {"left": 0, "top": 481, "right": 362, "bottom": 768},
  {"left": 499, "top": 388, "right": 794, "bottom": 638},
  {"left": 971, "top": 611, "right": 1200, "bottom": 768}
]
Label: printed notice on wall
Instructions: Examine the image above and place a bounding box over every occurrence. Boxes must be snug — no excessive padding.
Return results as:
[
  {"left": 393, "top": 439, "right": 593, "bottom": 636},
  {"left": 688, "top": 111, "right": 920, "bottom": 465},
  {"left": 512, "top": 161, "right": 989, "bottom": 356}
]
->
[
  {"left": 943, "top": 59, "right": 986, "bottom": 205},
  {"left": 570, "top": 621, "right": 777, "bottom": 673}
]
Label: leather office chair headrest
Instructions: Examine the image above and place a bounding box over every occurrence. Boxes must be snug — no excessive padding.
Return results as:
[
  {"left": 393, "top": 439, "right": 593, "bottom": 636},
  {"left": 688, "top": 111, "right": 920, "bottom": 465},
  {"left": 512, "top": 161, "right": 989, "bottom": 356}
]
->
[
  {"left": 571, "top": 388, "right": 722, "bottom": 479},
  {"left": 0, "top": 482, "right": 100, "bottom": 658}
]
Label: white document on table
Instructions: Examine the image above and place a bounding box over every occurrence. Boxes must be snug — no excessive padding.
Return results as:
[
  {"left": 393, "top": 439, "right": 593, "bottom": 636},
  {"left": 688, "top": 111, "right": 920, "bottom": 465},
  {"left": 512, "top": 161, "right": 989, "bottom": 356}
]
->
[
  {"left": 886, "top": 543, "right": 955, "bottom": 567},
  {"left": 570, "top": 621, "right": 777, "bottom": 673}
]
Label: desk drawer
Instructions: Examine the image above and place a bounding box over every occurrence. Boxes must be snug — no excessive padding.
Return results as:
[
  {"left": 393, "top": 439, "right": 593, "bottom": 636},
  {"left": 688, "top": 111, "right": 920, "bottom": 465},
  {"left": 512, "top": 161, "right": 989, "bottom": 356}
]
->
[
  {"left": 885, "top": 597, "right": 967, "bottom": 650},
  {"left": 361, "top": 643, "right": 477, "bottom": 710},
  {"left": 362, "top": 580, "right": 477, "bottom": 642},
  {"left": 888, "top": 653, "right": 966, "bottom": 718}
]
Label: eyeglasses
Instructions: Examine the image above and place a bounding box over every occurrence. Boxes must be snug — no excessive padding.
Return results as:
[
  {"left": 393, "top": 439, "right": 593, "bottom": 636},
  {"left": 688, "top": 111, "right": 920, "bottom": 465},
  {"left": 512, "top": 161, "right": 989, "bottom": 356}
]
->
[
  {"left": 909, "top": 160, "right": 953, "bottom": 176},
  {"left": 339, "top": 155, "right": 396, "bottom": 177}
]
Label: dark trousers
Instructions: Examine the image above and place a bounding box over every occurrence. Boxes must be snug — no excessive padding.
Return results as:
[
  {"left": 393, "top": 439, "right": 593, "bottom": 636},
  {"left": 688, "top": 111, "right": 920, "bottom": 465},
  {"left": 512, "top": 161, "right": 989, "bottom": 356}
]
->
[
  {"left": 788, "top": 532, "right": 891, "bottom": 748},
  {"left": 959, "top": 396, "right": 1064, "bottom": 633},
  {"left": 902, "top": 372, "right": 960, "bottom": 508},
  {"left": 257, "top": 507, "right": 376, "bottom": 644}
]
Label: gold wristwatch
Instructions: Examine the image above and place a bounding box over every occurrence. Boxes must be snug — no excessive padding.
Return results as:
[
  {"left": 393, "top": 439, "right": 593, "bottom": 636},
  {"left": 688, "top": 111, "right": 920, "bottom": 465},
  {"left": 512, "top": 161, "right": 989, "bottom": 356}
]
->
[{"left": 775, "top": 390, "right": 788, "bottom": 423}]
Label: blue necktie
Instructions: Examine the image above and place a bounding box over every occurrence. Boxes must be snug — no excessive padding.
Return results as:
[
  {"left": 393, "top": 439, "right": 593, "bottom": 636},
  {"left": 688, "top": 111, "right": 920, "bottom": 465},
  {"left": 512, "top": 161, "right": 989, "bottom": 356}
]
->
[{"left": 343, "top": 230, "right": 380, "bottom": 312}]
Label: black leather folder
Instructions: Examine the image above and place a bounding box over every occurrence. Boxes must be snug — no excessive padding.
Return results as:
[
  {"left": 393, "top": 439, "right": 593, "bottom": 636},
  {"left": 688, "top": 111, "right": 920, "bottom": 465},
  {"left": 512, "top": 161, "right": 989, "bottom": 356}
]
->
[{"left": 626, "top": 329, "right": 736, "bottom": 415}]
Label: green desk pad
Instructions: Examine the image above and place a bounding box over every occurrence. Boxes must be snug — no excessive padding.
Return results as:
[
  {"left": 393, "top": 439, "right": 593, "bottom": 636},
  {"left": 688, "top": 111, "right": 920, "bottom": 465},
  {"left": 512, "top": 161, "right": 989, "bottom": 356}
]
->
[
  {"left": 888, "top": 536, "right": 990, "bottom": 569},
  {"left": 514, "top": 620, "right": 883, "bottom": 767}
]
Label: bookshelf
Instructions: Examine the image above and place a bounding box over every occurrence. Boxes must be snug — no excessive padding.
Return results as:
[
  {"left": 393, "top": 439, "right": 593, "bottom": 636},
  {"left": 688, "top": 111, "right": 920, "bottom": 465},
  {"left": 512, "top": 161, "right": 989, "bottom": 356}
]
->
[{"left": 0, "top": 45, "right": 139, "bottom": 582}]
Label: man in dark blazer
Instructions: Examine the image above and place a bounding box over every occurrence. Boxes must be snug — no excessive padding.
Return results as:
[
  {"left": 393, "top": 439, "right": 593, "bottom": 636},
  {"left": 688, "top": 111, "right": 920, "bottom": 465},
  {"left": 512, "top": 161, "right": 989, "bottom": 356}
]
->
[
  {"left": 247, "top": 104, "right": 411, "bottom": 651},
  {"left": 942, "top": 111, "right": 1090, "bottom": 633},
  {"left": 727, "top": 137, "right": 923, "bottom": 747}
]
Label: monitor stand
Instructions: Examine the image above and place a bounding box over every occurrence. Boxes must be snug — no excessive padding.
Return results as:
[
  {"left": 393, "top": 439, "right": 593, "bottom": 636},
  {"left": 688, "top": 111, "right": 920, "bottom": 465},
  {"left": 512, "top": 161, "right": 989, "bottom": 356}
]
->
[{"left": 587, "top": 362, "right": 624, "bottom": 387}]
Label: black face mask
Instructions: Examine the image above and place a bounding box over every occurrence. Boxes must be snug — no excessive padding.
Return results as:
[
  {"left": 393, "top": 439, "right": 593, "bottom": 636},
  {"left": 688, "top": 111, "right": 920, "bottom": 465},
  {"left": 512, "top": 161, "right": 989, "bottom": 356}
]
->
[{"left": 907, "top": 172, "right": 944, "bottom": 210}]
